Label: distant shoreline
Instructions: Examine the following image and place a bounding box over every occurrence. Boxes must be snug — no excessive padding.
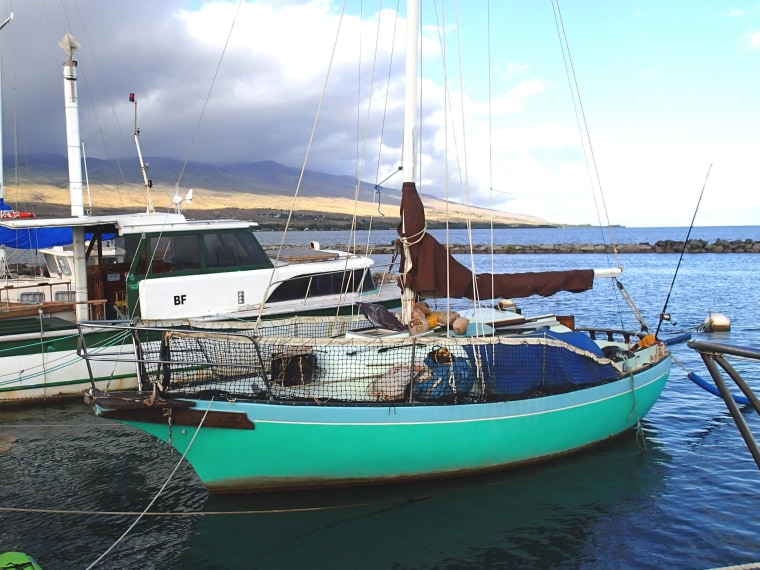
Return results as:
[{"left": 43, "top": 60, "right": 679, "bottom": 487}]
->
[{"left": 265, "top": 238, "right": 760, "bottom": 254}]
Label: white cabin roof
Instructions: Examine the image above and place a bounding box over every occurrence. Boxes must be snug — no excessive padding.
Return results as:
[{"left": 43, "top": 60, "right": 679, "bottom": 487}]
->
[{"left": 0, "top": 212, "right": 258, "bottom": 235}]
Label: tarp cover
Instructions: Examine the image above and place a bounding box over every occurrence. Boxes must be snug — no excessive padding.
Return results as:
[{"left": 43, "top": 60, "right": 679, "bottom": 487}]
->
[
  {"left": 0, "top": 226, "right": 73, "bottom": 249},
  {"left": 396, "top": 181, "right": 594, "bottom": 299},
  {"left": 0, "top": 201, "right": 73, "bottom": 248},
  {"left": 464, "top": 329, "right": 619, "bottom": 397}
]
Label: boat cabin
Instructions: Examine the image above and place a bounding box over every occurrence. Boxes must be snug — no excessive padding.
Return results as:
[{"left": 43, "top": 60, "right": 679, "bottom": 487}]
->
[{"left": 0, "top": 212, "right": 385, "bottom": 321}]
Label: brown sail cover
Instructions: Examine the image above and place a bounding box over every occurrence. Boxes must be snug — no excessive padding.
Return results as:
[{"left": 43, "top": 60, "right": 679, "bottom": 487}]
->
[{"left": 396, "top": 182, "right": 594, "bottom": 300}]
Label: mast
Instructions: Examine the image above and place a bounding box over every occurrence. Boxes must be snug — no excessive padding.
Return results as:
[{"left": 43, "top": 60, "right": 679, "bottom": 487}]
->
[
  {"left": 400, "top": 0, "right": 419, "bottom": 324},
  {"left": 59, "top": 33, "right": 89, "bottom": 320},
  {"left": 0, "top": 13, "right": 12, "bottom": 210},
  {"left": 60, "top": 34, "right": 85, "bottom": 217}
]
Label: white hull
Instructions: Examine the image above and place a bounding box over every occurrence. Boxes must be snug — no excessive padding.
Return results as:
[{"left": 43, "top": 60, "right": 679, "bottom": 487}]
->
[{"left": 0, "top": 333, "right": 136, "bottom": 405}]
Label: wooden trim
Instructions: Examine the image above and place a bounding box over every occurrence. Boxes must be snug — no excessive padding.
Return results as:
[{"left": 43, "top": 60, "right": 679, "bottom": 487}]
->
[{"left": 98, "top": 405, "right": 255, "bottom": 429}]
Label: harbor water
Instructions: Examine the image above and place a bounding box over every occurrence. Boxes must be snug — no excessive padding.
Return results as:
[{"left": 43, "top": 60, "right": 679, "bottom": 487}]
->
[{"left": 1, "top": 226, "right": 759, "bottom": 569}]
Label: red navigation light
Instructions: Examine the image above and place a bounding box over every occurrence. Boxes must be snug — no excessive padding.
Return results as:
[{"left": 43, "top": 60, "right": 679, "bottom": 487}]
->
[
  {"left": 18, "top": 212, "right": 34, "bottom": 218},
  {"left": 129, "top": 93, "right": 135, "bottom": 102}
]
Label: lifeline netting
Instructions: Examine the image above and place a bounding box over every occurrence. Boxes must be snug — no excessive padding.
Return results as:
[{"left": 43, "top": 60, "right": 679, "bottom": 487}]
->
[{"left": 126, "top": 314, "right": 622, "bottom": 404}]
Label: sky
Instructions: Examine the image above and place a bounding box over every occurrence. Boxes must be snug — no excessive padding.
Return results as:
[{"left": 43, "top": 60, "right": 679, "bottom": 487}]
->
[{"left": 1, "top": 0, "right": 759, "bottom": 227}]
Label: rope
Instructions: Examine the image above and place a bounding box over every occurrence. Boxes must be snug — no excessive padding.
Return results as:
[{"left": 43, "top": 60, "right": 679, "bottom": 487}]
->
[
  {"left": 0, "top": 330, "right": 132, "bottom": 387},
  {"left": 85, "top": 398, "right": 215, "bottom": 569},
  {"left": 174, "top": 0, "right": 244, "bottom": 190},
  {"left": 0, "top": 497, "right": 423, "bottom": 518}
]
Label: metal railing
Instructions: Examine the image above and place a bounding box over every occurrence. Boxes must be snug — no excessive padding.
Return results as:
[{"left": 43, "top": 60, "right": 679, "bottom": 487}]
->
[{"left": 687, "top": 339, "right": 760, "bottom": 469}]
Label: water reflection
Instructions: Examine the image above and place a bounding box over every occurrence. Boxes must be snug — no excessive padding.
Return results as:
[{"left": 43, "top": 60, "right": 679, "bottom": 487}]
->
[{"left": 178, "top": 432, "right": 669, "bottom": 569}]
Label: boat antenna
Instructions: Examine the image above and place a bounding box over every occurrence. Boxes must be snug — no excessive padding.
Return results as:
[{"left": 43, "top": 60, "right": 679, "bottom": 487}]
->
[
  {"left": 654, "top": 164, "right": 712, "bottom": 339},
  {"left": 129, "top": 92, "right": 155, "bottom": 213}
]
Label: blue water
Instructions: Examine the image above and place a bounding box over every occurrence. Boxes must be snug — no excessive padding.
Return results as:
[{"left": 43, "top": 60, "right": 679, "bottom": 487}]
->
[
  {"left": 254, "top": 225, "right": 760, "bottom": 247},
  {"left": 1, "top": 227, "right": 760, "bottom": 569}
]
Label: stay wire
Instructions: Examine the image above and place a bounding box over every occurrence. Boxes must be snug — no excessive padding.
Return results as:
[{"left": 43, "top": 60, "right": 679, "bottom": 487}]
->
[{"left": 654, "top": 164, "right": 712, "bottom": 339}]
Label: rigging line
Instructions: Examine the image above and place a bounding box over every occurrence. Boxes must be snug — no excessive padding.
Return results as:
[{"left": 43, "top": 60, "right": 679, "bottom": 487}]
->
[
  {"left": 372, "top": 1, "right": 401, "bottom": 224},
  {"left": 454, "top": 0, "right": 479, "bottom": 308},
  {"left": 430, "top": 0, "right": 457, "bottom": 311},
  {"left": 175, "top": 0, "right": 244, "bottom": 189},
  {"left": 85, "top": 397, "right": 215, "bottom": 570},
  {"left": 263, "top": 0, "right": 348, "bottom": 323},
  {"left": 551, "top": 1, "right": 618, "bottom": 261},
  {"left": 348, "top": 0, "right": 366, "bottom": 261},
  {"left": 66, "top": 1, "right": 131, "bottom": 195},
  {"left": 487, "top": 0, "right": 495, "bottom": 303},
  {"left": 551, "top": 0, "right": 626, "bottom": 330},
  {"left": 341, "top": 0, "right": 387, "bottom": 317},
  {"left": 654, "top": 164, "right": 712, "bottom": 339}
]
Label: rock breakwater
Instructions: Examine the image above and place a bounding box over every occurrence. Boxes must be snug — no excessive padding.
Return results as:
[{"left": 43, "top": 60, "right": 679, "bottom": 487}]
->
[{"left": 267, "top": 238, "right": 760, "bottom": 254}]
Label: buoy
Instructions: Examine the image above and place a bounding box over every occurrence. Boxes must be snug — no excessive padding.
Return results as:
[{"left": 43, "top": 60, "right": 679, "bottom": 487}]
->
[
  {"left": 703, "top": 312, "right": 731, "bottom": 332},
  {"left": 0, "top": 551, "right": 43, "bottom": 569}
]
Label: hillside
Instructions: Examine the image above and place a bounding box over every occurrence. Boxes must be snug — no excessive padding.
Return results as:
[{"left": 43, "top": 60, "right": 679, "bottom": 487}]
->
[{"left": 3, "top": 155, "right": 554, "bottom": 230}]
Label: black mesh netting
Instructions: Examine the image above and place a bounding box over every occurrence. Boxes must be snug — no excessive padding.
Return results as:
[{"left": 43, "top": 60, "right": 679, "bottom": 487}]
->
[{"left": 127, "top": 315, "right": 622, "bottom": 404}]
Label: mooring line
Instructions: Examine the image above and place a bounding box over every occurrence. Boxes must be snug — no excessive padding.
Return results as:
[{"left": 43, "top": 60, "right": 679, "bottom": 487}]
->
[
  {"left": 85, "top": 398, "right": 215, "bottom": 569},
  {"left": 0, "top": 498, "right": 424, "bottom": 518}
]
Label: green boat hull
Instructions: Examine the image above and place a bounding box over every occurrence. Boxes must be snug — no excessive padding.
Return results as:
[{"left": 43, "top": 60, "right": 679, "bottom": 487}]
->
[{"left": 112, "top": 356, "right": 670, "bottom": 493}]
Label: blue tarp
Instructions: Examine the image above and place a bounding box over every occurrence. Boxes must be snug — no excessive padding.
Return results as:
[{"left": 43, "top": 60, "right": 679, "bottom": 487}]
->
[
  {"left": 0, "top": 226, "right": 74, "bottom": 249},
  {"left": 463, "top": 329, "right": 619, "bottom": 397},
  {"left": 0, "top": 200, "right": 72, "bottom": 249}
]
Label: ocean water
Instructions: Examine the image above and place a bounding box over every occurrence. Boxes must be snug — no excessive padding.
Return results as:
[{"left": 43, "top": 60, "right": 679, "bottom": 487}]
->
[
  {"left": 1, "top": 227, "right": 760, "bottom": 569},
  {"left": 254, "top": 224, "right": 760, "bottom": 248}
]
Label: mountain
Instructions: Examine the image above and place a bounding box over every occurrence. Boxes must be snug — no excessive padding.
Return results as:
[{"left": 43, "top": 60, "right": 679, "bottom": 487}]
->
[{"left": 3, "top": 154, "right": 553, "bottom": 230}]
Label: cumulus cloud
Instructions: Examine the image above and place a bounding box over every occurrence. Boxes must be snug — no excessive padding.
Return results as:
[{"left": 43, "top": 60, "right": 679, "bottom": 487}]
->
[{"left": 2, "top": 0, "right": 758, "bottom": 226}]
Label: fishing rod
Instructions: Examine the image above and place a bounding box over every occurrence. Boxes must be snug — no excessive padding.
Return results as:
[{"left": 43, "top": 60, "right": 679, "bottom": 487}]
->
[{"left": 654, "top": 164, "right": 712, "bottom": 339}]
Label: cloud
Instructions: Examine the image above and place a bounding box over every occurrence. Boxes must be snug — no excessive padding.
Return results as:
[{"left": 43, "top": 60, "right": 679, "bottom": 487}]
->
[{"left": 3, "top": 1, "right": 759, "bottom": 227}]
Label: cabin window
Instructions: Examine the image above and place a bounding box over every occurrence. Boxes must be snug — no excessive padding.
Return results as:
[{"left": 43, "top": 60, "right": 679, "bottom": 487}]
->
[
  {"left": 19, "top": 292, "right": 45, "bottom": 304},
  {"left": 171, "top": 235, "right": 203, "bottom": 270},
  {"left": 203, "top": 231, "right": 271, "bottom": 268},
  {"left": 54, "top": 291, "right": 76, "bottom": 302},
  {"left": 43, "top": 253, "right": 71, "bottom": 277},
  {"left": 57, "top": 257, "right": 72, "bottom": 276},
  {"left": 146, "top": 235, "right": 202, "bottom": 273},
  {"left": 266, "top": 269, "right": 377, "bottom": 302},
  {"left": 128, "top": 230, "right": 272, "bottom": 278}
]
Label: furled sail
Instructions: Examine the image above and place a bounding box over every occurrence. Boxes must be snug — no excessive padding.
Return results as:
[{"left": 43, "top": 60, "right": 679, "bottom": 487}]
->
[{"left": 396, "top": 182, "right": 594, "bottom": 300}]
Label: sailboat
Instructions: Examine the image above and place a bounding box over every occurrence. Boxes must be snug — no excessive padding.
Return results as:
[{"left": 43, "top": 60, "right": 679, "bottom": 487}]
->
[
  {"left": 83, "top": 1, "right": 672, "bottom": 493},
  {"left": 0, "top": 33, "right": 399, "bottom": 406}
]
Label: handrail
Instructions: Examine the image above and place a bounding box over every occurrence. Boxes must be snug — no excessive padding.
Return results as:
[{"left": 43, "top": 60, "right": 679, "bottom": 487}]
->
[
  {"left": 687, "top": 339, "right": 760, "bottom": 469},
  {"left": 0, "top": 298, "right": 107, "bottom": 320},
  {"left": 687, "top": 339, "right": 760, "bottom": 361},
  {"left": 0, "top": 280, "right": 72, "bottom": 291}
]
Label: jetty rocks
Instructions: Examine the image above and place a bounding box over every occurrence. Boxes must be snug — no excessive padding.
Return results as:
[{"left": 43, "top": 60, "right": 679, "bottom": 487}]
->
[{"left": 269, "top": 239, "right": 760, "bottom": 254}]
